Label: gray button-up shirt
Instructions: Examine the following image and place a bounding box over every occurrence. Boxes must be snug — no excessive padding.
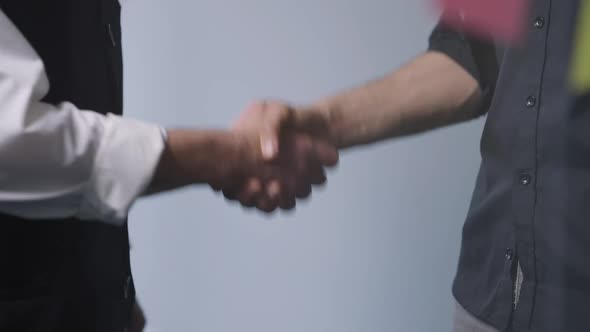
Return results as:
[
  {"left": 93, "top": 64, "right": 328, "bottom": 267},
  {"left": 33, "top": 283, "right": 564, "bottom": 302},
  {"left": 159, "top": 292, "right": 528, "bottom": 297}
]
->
[{"left": 430, "top": 1, "right": 588, "bottom": 331}]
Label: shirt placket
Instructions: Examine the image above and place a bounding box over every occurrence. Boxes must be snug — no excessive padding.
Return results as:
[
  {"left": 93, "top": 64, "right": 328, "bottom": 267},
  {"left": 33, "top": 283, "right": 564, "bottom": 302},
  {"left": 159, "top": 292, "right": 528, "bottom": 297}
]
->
[{"left": 510, "top": 0, "right": 553, "bottom": 329}]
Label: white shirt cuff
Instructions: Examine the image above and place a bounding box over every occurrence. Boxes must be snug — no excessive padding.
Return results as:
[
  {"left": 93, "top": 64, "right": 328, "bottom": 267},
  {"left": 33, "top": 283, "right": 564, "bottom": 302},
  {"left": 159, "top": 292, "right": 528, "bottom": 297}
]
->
[{"left": 77, "top": 115, "right": 166, "bottom": 224}]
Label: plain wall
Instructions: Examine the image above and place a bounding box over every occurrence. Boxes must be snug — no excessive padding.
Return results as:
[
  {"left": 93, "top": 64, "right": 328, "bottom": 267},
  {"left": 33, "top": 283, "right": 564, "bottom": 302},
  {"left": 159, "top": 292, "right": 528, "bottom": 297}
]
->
[{"left": 121, "top": 1, "right": 485, "bottom": 331}]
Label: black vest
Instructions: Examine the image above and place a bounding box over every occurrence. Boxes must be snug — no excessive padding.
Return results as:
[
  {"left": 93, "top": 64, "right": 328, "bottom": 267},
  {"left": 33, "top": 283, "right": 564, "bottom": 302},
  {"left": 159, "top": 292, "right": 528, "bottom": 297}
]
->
[{"left": 0, "top": 1, "right": 134, "bottom": 331}]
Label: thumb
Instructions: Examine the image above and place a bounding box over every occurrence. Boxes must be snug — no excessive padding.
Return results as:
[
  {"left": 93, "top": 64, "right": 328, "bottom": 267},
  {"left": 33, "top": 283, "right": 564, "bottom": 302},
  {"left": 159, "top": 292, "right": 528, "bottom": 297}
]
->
[
  {"left": 260, "top": 130, "right": 279, "bottom": 160},
  {"left": 259, "top": 103, "right": 294, "bottom": 160}
]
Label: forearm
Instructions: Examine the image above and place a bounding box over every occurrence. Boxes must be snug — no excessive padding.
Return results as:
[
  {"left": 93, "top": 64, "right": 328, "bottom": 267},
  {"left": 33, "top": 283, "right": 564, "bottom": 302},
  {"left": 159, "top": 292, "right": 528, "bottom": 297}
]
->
[
  {"left": 146, "top": 129, "right": 245, "bottom": 195},
  {"left": 307, "top": 51, "right": 483, "bottom": 149}
]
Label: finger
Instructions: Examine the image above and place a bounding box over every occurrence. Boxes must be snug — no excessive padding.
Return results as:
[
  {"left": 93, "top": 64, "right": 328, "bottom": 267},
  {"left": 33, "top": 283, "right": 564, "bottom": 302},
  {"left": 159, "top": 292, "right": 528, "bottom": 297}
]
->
[
  {"left": 278, "top": 173, "right": 298, "bottom": 210},
  {"left": 222, "top": 188, "right": 238, "bottom": 200},
  {"left": 279, "top": 195, "right": 297, "bottom": 210},
  {"left": 290, "top": 143, "right": 327, "bottom": 186},
  {"left": 295, "top": 182, "right": 312, "bottom": 199},
  {"left": 259, "top": 103, "right": 294, "bottom": 160},
  {"left": 312, "top": 139, "right": 339, "bottom": 167},
  {"left": 307, "top": 164, "right": 327, "bottom": 185},
  {"left": 283, "top": 133, "right": 333, "bottom": 179},
  {"left": 256, "top": 197, "right": 278, "bottom": 213},
  {"left": 282, "top": 172, "right": 299, "bottom": 196},
  {"left": 265, "top": 179, "right": 282, "bottom": 203},
  {"left": 259, "top": 176, "right": 287, "bottom": 212},
  {"left": 291, "top": 134, "right": 314, "bottom": 173},
  {"left": 236, "top": 178, "right": 263, "bottom": 207}
]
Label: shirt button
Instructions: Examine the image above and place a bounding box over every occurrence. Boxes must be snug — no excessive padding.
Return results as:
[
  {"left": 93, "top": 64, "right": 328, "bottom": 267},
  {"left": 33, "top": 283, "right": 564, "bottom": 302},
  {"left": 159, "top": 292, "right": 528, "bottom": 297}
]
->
[
  {"left": 534, "top": 17, "right": 545, "bottom": 28},
  {"left": 526, "top": 96, "right": 537, "bottom": 108},
  {"left": 520, "top": 173, "right": 532, "bottom": 186},
  {"left": 505, "top": 248, "right": 514, "bottom": 261}
]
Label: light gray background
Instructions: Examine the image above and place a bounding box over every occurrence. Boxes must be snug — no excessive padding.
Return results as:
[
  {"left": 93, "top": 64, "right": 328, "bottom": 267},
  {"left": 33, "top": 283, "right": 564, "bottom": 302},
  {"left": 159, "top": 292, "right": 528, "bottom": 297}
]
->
[{"left": 121, "top": 1, "right": 485, "bottom": 331}]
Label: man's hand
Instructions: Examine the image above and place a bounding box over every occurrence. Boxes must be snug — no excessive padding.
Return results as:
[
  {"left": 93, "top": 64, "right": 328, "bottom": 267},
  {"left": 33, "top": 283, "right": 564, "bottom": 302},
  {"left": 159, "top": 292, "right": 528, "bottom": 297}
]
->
[
  {"left": 129, "top": 300, "right": 146, "bottom": 332},
  {"left": 148, "top": 101, "right": 337, "bottom": 212},
  {"left": 218, "top": 101, "right": 338, "bottom": 212},
  {"left": 146, "top": 51, "right": 481, "bottom": 215}
]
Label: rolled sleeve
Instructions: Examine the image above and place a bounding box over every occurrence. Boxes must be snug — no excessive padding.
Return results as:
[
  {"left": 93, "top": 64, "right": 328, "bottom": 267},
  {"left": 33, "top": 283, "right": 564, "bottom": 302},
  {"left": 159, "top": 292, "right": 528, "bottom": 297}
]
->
[
  {"left": 77, "top": 114, "right": 165, "bottom": 224},
  {"left": 0, "top": 7, "right": 165, "bottom": 225},
  {"left": 428, "top": 18, "right": 500, "bottom": 112}
]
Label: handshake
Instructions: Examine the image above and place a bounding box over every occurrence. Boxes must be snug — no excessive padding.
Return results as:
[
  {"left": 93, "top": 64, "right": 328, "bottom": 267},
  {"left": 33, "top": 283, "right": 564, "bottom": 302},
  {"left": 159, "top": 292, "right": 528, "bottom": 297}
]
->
[
  {"left": 216, "top": 101, "right": 339, "bottom": 212},
  {"left": 155, "top": 100, "right": 339, "bottom": 213}
]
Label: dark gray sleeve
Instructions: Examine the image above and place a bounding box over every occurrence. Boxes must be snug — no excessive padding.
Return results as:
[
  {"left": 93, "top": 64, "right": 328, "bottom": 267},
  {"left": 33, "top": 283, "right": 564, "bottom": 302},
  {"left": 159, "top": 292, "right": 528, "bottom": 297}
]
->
[{"left": 428, "top": 20, "right": 500, "bottom": 110}]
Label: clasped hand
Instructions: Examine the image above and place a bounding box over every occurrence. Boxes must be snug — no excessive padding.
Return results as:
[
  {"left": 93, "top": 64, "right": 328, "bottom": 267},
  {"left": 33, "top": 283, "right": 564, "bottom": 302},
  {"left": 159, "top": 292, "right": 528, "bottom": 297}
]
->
[{"left": 215, "top": 101, "right": 338, "bottom": 212}]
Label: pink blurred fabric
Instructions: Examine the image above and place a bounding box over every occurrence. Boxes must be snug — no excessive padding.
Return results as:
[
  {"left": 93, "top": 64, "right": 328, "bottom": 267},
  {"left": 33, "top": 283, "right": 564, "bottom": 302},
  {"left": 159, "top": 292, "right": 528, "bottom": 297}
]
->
[{"left": 436, "top": 0, "right": 531, "bottom": 43}]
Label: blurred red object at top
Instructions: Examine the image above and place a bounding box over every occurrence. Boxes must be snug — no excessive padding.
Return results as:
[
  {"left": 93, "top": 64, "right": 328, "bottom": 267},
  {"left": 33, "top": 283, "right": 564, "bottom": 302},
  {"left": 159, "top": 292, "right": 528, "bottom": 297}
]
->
[{"left": 436, "top": 0, "right": 531, "bottom": 43}]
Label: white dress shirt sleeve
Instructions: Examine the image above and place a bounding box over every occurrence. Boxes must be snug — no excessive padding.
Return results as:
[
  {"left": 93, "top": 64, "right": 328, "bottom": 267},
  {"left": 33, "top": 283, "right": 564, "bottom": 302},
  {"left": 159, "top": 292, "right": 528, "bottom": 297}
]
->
[{"left": 0, "top": 9, "right": 166, "bottom": 224}]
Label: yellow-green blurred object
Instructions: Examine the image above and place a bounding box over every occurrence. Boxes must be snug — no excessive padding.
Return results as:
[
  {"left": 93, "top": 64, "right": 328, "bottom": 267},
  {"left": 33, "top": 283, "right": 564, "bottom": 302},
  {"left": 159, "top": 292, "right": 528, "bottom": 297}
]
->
[{"left": 571, "top": 0, "right": 590, "bottom": 94}]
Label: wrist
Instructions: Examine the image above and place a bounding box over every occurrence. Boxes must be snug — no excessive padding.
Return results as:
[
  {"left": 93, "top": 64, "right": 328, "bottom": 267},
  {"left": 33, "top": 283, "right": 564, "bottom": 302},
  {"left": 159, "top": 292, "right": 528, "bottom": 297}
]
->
[
  {"left": 296, "top": 101, "right": 341, "bottom": 148},
  {"left": 152, "top": 129, "right": 245, "bottom": 190},
  {"left": 205, "top": 131, "right": 246, "bottom": 188}
]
